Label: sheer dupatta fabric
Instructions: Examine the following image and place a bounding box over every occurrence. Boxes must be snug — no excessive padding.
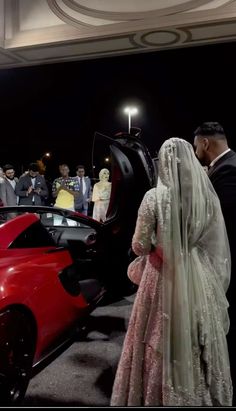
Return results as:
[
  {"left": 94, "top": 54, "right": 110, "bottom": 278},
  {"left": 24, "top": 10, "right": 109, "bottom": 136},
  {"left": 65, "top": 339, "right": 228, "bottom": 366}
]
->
[{"left": 157, "top": 138, "right": 232, "bottom": 405}]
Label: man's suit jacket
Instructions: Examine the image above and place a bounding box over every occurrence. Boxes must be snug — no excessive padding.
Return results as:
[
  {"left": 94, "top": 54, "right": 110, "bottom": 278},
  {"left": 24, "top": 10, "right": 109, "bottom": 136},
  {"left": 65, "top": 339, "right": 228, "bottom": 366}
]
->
[
  {"left": 208, "top": 149, "right": 236, "bottom": 309},
  {"left": 16, "top": 174, "right": 48, "bottom": 205},
  {"left": 0, "top": 177, "right": 18, "bottom": 206},
  {"left": 74, "top": 176, "right": 91, "bottom": 211}
]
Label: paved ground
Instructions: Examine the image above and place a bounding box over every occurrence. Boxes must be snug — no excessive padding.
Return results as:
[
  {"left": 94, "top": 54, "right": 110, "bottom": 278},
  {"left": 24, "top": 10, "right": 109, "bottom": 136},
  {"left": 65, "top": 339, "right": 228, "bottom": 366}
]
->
[{"left": 23, "top": 293, "right": 135, "bottom": 407}]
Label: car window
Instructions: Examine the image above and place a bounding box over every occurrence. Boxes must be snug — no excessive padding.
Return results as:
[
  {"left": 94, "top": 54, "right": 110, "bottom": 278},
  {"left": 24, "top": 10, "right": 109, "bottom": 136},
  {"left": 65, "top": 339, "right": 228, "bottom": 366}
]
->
[
  {"left": 9, "top": 221, "right": 56, "bottom": 248},
  {"left": 39, "top": 212, "right": 90, "bottom": 228},
  {"left": 0, "top": 210, "right": 93, "bottom": 229}
]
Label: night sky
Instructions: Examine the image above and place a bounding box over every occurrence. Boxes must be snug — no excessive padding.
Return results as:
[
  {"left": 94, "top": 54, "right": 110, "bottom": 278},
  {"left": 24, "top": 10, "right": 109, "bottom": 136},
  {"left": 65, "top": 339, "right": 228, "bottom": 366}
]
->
[{"left": 1, "top": 40, "right": 236, "bottom": 181}]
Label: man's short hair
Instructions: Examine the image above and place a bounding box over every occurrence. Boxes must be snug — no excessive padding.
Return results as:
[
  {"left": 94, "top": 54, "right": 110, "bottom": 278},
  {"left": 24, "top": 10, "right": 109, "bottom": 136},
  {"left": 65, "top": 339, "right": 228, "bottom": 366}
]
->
[
  {"left": 76, "top": 165, "right": 85, "bottom": 171},
  {"left": 194, "top": 122, "right": 226, "bottom": 139},
  {"left": 29, "top": 162, "right": 39, "bottom": 172},
  {"left": 3, "top": 164, "right": 14, "bottom": 173}
]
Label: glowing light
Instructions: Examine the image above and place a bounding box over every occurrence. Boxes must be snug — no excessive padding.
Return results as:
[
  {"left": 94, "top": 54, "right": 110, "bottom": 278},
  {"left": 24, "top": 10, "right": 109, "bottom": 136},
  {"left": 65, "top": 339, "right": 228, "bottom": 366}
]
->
[
  {"left": 124, "top": 107, "right": 138, "bottom": 116},
  {"left": 123, "top": 106, "right": 138, "bottom": 133}
]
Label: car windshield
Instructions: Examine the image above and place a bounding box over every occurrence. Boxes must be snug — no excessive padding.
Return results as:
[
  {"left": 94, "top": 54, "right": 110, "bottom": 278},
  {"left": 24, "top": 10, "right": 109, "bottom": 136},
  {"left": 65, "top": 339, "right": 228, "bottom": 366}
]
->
[{"left": 0, "top": 210, "right": 90, "bottom": 228}]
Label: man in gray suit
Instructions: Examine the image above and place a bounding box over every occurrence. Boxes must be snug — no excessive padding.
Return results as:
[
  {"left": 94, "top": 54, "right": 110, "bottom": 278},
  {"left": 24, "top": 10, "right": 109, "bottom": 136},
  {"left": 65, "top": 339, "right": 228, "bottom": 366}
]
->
[
  {"left": 0, "top": 164, "right": 18, "bottom": 206},
  {"left": 74, "top": 165, "right": 91, "bottom": 215},
  {"left": 16, "top": 162, "right": 48, "bottom": 205}
]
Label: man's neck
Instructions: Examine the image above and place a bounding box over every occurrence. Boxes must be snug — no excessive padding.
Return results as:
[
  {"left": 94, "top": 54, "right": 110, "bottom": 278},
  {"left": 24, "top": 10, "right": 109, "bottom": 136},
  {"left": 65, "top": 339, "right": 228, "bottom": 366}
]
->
[
  {"left": 209, "top": 145, "right": 229, "bottom": 163},
  {"left": 209, "top": 148, "right": 230, "bottom": 167}
]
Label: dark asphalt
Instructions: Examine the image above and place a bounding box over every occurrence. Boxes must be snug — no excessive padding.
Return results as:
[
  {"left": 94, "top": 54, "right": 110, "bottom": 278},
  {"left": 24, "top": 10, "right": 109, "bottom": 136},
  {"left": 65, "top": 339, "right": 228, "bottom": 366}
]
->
[{"left": 23, "top": 294, "right": 135, "bottom": 407}]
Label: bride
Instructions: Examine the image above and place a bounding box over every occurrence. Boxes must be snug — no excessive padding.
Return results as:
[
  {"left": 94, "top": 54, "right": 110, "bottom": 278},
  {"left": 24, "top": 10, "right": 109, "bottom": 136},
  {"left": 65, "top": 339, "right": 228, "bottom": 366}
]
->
[{"left": 110, "top": 138, "right": 232, "bottom": 406}]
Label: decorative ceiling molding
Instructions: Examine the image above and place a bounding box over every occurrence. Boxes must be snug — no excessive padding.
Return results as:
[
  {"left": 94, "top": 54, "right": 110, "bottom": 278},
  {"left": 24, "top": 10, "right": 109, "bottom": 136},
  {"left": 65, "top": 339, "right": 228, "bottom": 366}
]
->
[
  {"left": 1, "top": 0, "right": 236, "bottom": 69},
  {"left": 186, "top": 0, "right": 233, "bottom": 11},
  {"left": 50, "top": 0, "right": 229, "bottom": 20},
  {"left": 47, "top": 0, "right": 97, "bottom": 28},
  {"left": 46, "top": 0, "right": 232, "bottom": 26},
  {"left": 0, "top": 0, "right": 4, "bottom": 47}
]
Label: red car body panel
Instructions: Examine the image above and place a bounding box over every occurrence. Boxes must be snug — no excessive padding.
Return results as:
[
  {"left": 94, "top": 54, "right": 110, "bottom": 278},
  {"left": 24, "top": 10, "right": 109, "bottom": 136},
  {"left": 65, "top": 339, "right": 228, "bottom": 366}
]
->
[
  {"left": 0, "top": 214, "right": 89, "bottom": 364},
  {"left": 0, "top": 213, "right": 39, "bottom": 248}
]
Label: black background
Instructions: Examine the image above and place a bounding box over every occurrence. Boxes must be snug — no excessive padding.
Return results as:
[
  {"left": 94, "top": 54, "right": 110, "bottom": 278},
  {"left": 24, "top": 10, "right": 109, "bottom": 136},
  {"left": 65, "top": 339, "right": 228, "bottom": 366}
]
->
[{"left": 0, "top": 40, "right": 235, "bottom": 180}]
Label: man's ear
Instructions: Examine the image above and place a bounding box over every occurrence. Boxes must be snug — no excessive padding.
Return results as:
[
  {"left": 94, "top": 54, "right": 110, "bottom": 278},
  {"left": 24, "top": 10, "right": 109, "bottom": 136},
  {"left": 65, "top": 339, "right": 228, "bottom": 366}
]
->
[{"left": 203, "top": 137, "right": 210, "bottom": 151}]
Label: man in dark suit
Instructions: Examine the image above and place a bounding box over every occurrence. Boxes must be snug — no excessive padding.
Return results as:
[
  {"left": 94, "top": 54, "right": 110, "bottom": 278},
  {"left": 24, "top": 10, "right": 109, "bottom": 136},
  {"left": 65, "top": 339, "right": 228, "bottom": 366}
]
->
[
  {"left": 16, "top": 162, "right": 48, "bottom": 205},
  {"left": 74, "top": 165, "right": 91, "bottom": 216},
  {"left": 194, "top": 121, "right": 236, "bottom": 402}
]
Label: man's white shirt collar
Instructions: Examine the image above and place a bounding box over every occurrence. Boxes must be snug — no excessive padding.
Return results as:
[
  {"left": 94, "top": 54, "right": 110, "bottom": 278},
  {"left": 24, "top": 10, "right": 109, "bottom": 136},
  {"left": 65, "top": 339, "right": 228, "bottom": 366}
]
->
[
  {"left": 209, "top": 148, "right": 231, "bottom": 168},
  {"left": 6, "top": 177, "right": 16, "bottom": 189}
]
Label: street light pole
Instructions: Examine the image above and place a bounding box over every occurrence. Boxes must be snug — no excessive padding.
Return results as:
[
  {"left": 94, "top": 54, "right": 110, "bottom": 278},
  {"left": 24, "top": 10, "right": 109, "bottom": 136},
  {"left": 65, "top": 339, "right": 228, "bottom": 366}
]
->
[
  {"left": 124, "top": 106, "right": 138, "bottom": 133},
  {"left": 128, "top": 112, "right": 131, "bottom": 133}
]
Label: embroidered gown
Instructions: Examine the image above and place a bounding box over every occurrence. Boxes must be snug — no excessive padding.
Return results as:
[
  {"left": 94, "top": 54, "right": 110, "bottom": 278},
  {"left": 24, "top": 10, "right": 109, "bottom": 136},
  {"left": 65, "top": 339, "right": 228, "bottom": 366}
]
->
[{"left": 110, "top": 186, "right": 232, "bottom": 407}]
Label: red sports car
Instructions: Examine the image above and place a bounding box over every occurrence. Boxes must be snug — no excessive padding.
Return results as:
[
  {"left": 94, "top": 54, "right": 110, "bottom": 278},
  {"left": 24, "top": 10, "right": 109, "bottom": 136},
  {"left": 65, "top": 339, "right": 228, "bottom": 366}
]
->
[
  {"left": 0, "top": 131, "right": 156, "bottom": 405},
  {"left": 0, "top": 212, "right": 105, "bottom": 405}
]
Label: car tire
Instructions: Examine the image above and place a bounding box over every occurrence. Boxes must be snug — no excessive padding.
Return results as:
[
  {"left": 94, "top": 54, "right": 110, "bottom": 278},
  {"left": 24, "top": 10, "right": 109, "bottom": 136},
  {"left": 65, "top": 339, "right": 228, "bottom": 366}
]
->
[{"left": 0, "top": 309, "right": 35, "bottom": 406}]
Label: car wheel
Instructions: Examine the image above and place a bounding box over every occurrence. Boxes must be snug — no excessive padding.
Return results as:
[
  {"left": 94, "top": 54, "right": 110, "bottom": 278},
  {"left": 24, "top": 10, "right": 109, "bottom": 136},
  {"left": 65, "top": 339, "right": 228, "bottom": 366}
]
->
[{"left": 0, "top": 309, "right": 35, "bottom": 406}]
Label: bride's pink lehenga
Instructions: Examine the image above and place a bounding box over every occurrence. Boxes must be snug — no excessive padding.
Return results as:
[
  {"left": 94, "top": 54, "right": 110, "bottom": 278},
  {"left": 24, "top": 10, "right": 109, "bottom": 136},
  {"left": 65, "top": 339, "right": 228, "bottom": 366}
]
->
[
  {"left": 110, "top": 186, "right": 171, "bottom": 406},
  {"left": 111, "top": 251, "right": 163, "bottom": 406}
]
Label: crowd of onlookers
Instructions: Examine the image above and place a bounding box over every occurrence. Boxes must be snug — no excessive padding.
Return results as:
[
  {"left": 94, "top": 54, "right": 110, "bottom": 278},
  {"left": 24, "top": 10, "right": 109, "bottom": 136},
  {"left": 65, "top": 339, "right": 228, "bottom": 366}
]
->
[{"left": 0, "top": 162, "right": 112, "bottom": 222}]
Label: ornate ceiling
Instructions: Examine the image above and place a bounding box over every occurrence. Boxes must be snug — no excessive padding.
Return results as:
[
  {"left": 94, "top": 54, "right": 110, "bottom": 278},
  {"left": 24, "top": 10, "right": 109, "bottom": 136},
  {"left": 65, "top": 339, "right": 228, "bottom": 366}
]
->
[{"left": 0, "top": 0, "right": 236, "bottom": 68}]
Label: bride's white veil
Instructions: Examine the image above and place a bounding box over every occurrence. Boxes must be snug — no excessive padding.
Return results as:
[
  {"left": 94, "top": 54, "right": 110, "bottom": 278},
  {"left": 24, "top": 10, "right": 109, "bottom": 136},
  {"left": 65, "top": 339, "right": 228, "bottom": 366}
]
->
[{"left": 157, "top": 138, "right": 231, "bottom": 405}]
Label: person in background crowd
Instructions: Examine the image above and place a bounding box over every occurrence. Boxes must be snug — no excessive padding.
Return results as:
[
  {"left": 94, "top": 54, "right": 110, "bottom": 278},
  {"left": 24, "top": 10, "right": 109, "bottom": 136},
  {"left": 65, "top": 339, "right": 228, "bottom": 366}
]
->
[
  {"left": 0, "top": 167, "right": 4, "bottom": 183},
  {"left": 20, "top": 169, "right": 29, "bottom": 178},
  {"left": 111, "top": 138, "right": 232, "bottom": 406},
  {"left": 0, "top": 164, "right": 18, "bottom": 206},
  {"left": 52, "top": 164, "right": 79, "bottom": 210},
  {"left": 74, "top": 165, "right": 91, "bottom": 216},
  {"left": 16, "top": 162, "right": 48, "bottom": 205},
  {"left": 194, "top": 121, "right": 236, "bottom": 404},
  {"left": 52, "top": 164, "right": 79, "bottom": 225},
  {"left": 92, "top": 168, "right": 111, "bottom": 222}
]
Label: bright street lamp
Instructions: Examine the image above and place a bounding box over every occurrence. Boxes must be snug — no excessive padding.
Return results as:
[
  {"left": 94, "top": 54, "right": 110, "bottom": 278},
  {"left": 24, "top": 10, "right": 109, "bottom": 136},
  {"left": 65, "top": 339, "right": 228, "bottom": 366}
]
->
[
  {"left": 124, "top": 106, "right": 138, "bottom": 133},
  {"left": 42, "top": 152, "right": 50, "bottom": 159},
  {"left": 40, "top": 152, "right": 51, "bottom": 163}
]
